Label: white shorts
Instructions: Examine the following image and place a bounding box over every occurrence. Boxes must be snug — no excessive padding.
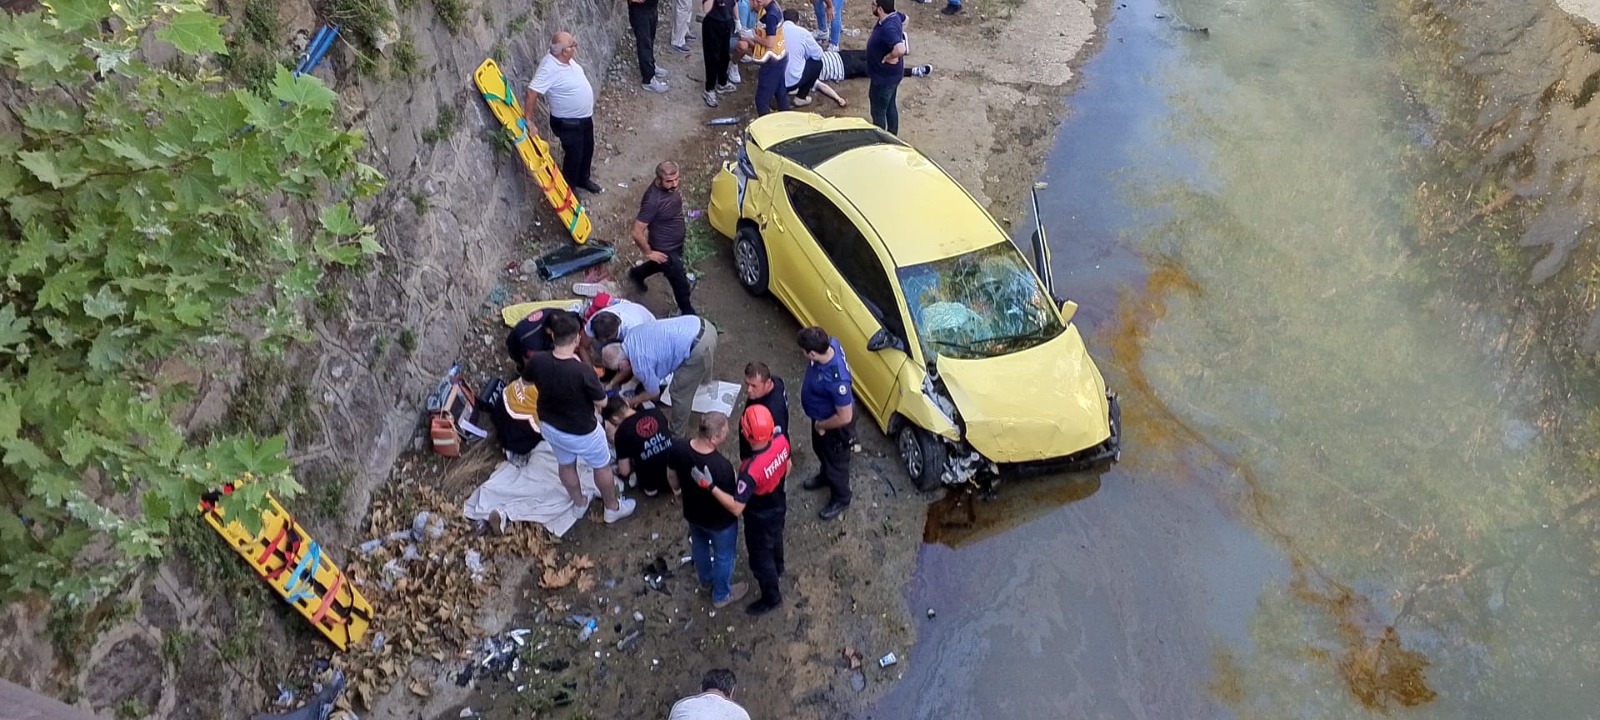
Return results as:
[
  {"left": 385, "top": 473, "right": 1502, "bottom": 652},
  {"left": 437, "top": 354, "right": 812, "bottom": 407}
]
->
[{"left": 542, "top": 423, "right": 612, "bottom": 469}]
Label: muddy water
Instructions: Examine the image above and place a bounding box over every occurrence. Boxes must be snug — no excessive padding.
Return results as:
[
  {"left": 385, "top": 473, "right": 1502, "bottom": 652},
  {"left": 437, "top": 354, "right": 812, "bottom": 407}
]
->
[{"left": 874, "top": 0, "right": 1600, "bottom": 718}]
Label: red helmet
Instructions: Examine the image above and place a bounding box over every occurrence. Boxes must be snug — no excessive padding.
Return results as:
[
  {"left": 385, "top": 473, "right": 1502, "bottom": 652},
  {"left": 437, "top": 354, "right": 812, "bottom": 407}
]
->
[{"left": 740, "top": 405, "right": 775, "bottom": 445}]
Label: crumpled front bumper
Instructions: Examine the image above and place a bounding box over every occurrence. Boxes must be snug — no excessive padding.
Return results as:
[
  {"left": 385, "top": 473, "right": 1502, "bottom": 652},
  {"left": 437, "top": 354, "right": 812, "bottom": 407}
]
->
[{"left": 996, "top": 392, "right": 1122, "bottom": 477}]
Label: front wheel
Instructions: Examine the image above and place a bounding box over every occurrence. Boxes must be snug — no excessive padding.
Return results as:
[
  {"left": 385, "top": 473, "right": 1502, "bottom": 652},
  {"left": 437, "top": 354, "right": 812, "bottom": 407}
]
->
[
  {"left": 898, "top": 425, "right": 946, "bottom": 492},
  {"left": 733, "top": 224, "right": 770, "bottom": 296}
]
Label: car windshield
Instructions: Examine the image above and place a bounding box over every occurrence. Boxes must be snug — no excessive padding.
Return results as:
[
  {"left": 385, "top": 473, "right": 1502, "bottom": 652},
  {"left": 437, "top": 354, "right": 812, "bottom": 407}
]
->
[{"left": 896, "top": 243, "right": 1065, "bottom": 360}]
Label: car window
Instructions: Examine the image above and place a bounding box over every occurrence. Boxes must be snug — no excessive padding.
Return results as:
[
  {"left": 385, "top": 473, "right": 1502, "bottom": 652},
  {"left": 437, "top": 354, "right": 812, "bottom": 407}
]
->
[
  {"left": 768, "top": 129, "right": 904, "bottom": 168},
  {"left": 783, "top": 176, "right": 907, "bottom": 342},
  {"left": 896, "top": 242, "right": 1065, "bottom": 360}
]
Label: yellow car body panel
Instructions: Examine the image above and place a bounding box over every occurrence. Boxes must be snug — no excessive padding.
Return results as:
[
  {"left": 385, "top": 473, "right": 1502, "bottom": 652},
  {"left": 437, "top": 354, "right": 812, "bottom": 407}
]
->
[
  {"left": 935, "top": 325, "right": 1112, "bottom": 462},
  {"left": 814, "top": 143, "right": 1010, "bottom": 267},
  {"left": 746, "top": 112, "right": 878, "bottom": 148}
]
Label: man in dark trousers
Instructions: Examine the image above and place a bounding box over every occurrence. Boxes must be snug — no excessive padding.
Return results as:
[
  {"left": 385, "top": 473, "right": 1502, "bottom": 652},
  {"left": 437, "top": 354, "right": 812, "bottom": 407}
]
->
[
  {"left": 628, "top": 162, "right": 697, "bottom": 317},
  {"left": 603, "top": 396, "right": 675, "bottom": 497},
  {"left": 523, "top": 32, "right": 603, "bottom": 194},
  {"left": 746, "top": 0, "right": 790, "bottom": 115},
  {"left": 628, "top": 0, "right": 672, "bottom": 92},
  {"left": 738, "top": 405, "right": 790, "bottom": 615},
  {"left": 668, "top": 413, "right": 752, "bottom": 609},
  {"left": 797, "top": 326, "right": 854, "bottom": 520},
  {"left": 865, "top": 0, "right": 907, "bottom": 134},
  {"left": 739, "top": 361, "right": 788, "bottom": 460}
]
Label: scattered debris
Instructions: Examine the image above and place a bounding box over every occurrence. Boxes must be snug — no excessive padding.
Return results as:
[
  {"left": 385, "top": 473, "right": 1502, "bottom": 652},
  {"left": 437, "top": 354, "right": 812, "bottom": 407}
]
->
[
  {"left": 879, "top": 652, "right": 898, "bottom": 668},
  {"left": 250, "top": 670, "right": 346, "bottom": 720},
  {"left": 842, "top": 646, "right": 863, "bottom": 670}
]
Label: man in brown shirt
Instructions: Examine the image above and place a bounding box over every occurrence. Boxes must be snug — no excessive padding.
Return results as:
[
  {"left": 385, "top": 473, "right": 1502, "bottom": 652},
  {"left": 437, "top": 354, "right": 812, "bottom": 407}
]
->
[{"left": 628, "top": 161, "right": 697, "bottom": 317}]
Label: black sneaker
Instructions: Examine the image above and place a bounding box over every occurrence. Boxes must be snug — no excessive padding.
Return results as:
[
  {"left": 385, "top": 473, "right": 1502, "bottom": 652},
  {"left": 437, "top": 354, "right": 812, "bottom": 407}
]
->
[
  {"left": 579, "top": 180, "right": 604, "bottom": 194},
  {"left": 818, "top": 501, "right": 849, "bottom": 520},
  {"left": 801, "top": 474, "right": 827, "bottom": 491},
  {"left": 940, "top": 3, "right": 962, "bottom": 13},
  {"left": 746, "top": 596, "right": 782, "bottom": 616}
]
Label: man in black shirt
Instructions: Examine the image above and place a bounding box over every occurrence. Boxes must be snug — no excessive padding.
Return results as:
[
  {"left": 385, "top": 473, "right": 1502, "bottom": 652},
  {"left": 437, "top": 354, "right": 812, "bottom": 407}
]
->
[
  {"left": 603, "top": 397, "right": 675, "bottom": 497},
  {"left": 667, "top": 412, "right": 752, "bottom": 608},
  {"left": 523, "top": 312, "right": 636, "bottom": 524},
  {"left": 739, "top": 361, "right": 789, "bottom": 459},
  {"left": 627, "top": 162, "right": 696, "bottom": 316}
]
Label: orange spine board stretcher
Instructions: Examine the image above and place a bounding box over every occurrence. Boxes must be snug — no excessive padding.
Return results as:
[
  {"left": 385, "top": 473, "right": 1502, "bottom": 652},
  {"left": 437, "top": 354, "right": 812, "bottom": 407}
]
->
[
  {"left": 474, "top": 58, "right": 593, "bottom": 245},
  {"left": 198, "top": 484, "right": 373, "bottom": 650}
]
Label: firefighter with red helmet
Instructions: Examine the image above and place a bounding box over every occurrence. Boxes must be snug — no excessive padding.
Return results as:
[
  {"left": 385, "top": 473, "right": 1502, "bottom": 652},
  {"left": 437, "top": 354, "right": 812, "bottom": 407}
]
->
[{"left": 738, "top": 404, "right": 791, "bottom": 615}]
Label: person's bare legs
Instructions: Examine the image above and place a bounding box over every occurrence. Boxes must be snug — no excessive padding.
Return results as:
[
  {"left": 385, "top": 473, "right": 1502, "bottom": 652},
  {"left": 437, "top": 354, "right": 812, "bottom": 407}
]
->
[
  {"left": 593, "top": 465, "right": 620, "bottom": 511},
  {"left": 558, "top": 462, "right": 586, "bottom": 507}
]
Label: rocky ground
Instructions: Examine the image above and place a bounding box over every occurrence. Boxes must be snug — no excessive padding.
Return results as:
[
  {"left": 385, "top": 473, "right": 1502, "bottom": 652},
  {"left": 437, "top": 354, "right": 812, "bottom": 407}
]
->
[{"left": 281, "top": 1, "right": 1106, "bottom": 718}]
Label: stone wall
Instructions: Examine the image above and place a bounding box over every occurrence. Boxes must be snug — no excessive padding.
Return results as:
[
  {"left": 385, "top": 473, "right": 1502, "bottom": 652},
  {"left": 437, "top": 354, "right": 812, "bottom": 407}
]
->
[{"left": 0, "top": 0, "right": 626, "bottom": 714}]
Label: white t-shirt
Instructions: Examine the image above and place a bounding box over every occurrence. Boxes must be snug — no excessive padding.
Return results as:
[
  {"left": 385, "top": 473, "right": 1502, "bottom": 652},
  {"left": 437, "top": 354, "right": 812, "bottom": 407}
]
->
[
  {"left": 668, "top": 693, "right": 751, "bottom": 720},
  {"left": 783, "top": 20, "right": 824, "bottom": 87},
  {"left": 585, "top": 299, "right": 657, "bottom": 339},
  {"left": 528, "top": 54, "right": 594, "bottom": 119}
]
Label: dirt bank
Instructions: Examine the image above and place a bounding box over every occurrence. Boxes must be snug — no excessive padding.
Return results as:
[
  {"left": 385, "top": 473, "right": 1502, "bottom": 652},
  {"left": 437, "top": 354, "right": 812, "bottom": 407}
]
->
[{"left": 324, "top": 1, "right": 1107, "bottom": 719}]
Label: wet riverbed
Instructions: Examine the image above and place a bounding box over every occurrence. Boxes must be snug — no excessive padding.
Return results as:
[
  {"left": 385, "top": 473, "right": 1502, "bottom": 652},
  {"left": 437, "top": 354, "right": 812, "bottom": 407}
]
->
[{"left": 874, "top": 0, "right": 1600, "bottom": 718}]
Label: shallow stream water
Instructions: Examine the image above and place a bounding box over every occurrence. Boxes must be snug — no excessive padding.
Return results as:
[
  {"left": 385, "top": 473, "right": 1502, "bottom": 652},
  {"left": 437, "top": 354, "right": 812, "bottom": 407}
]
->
[{"left": 874, "top": 0, "right": 1600, "bottom": 717}]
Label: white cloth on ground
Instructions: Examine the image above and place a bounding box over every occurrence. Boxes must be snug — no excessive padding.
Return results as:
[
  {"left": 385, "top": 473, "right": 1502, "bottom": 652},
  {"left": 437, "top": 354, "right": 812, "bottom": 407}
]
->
[{"left": 461, "top": 443, "right": 601, "bottom": 538}]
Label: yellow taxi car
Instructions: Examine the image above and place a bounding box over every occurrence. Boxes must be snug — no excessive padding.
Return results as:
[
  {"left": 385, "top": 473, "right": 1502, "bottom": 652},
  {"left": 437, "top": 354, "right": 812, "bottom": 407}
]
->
[{"left": 707, "top": 113, "right": 1120, "bottom": 491}]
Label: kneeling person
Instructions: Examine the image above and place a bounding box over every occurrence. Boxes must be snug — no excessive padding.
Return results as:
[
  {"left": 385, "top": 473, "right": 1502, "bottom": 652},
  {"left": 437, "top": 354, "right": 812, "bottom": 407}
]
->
[{"left": 603, "top": 397, "right": 676, "bottom": 497}]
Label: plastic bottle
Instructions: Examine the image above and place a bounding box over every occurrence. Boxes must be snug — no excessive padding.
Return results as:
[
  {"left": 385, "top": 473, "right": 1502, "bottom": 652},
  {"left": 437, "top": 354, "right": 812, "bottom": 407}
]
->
[{"left": 577, "top": 618, "right": 598, "bottom": 642}]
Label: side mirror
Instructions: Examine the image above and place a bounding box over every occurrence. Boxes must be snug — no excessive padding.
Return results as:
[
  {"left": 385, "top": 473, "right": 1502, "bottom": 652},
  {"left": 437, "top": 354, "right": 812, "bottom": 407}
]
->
[
  {"left": 867, "top": 328, "right": 902, "bottom": 353},
  {"left": 1060, "top": 299, "right": 1078, "bottom": 323}
]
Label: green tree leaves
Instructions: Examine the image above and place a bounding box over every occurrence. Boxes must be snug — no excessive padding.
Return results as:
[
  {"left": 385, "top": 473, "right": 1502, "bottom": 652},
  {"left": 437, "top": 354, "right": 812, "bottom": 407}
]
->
[
  {"left": 156, "top": 10, "right": 226, "bottom": 55},
  {"left": 0, "top": 0, "right": 384, "bottom": 609}
]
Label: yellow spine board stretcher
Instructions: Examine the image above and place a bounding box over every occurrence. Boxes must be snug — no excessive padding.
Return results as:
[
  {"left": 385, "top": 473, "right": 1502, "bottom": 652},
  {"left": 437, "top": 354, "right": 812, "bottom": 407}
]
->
[
  {"left": 500, "top": 299, "right": 587, "bottom": 328},
  {"left": 199, "top": 484, "right": 373, "bottom": 650},
  {"left": 474, "top": 58, "right": 593, "bottom": 245}
]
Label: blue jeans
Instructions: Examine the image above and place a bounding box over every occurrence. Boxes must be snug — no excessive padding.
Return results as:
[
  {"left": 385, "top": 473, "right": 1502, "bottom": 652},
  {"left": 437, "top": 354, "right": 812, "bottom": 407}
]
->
[
  {"left": 689, "top": 522, "right": 739, "bottom": 602},
  {"left": 813, "top": 0, "right": 842, "bottom": 47},
  {"left": 868, "top": 80, "right": 899, "bottom": 135}
]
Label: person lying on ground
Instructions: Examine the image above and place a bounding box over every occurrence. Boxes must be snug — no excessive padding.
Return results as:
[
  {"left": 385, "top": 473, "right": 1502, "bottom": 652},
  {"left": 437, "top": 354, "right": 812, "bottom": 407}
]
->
[{"left": 732, "top": 38, "right": 931, "bottom": 109}]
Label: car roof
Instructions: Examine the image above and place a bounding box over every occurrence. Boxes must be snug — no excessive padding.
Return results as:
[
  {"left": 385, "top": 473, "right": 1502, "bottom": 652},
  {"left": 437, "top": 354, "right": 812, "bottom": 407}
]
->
[
  {"left": 812, "top": 143, "right": 1009, "bottom": 267},
  {"left": 747, "top": 112, "right": 879, "bottom": 148}
]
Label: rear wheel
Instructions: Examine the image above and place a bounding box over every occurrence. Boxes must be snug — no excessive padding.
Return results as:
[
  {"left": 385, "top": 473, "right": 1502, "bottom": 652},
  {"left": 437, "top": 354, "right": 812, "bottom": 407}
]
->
[
  {"left": 897, "top": 426, "right": 945, "bottom": 492},
  {"left": 733, "top": 224, "right": 770, "bottom": 296}
]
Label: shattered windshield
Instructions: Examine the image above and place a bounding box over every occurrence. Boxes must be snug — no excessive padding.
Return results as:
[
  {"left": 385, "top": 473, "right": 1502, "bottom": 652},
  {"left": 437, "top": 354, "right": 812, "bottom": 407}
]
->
[{"left": 897, "top": 242, "right": 1064, "bottom": 360}]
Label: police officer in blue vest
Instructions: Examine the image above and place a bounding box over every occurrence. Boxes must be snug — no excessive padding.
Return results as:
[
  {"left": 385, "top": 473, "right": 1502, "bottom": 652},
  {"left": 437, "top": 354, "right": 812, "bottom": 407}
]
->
[{"left": 797, "top": 326, "right": 853, "bottom": 520}]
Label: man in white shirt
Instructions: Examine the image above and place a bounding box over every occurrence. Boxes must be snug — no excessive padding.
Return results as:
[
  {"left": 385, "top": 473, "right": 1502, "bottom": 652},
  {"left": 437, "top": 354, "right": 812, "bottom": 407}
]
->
[
  {"left": 584, "top": 295, "right": 657, "bottom": 345},
  {"left": 668, "top": 669, "right": 751, "bottom": 720},
  {"left": 780, "top": 9, "right": 824, "bottom": 106},
  {"left": 523, "top": 32, "right": 603, "bottom": 194}
]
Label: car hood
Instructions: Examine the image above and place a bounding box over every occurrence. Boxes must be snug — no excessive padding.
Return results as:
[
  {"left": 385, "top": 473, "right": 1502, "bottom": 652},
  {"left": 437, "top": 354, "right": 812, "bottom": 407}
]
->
[{"left": 935, "top": 325, "right": 1111, "bottom": 463}]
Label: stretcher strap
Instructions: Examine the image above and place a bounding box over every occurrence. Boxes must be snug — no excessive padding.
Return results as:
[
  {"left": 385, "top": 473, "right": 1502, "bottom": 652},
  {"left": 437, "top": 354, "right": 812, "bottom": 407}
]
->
[{"left": 311, "top": 573, "right": 346, "bottom": 624}]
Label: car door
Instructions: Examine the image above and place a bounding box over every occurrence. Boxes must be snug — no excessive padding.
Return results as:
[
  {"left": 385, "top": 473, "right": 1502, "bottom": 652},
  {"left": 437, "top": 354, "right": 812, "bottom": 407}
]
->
[
  {"left": 741, "top": 145, "right": 831, "bottom": 327},
  {"left": 781, "top": 175, "right": 907, "bottom": 423}
]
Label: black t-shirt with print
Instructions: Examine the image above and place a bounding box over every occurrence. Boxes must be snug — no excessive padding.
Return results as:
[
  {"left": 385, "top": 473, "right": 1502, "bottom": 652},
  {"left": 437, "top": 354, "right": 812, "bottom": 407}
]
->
[
  {"left": 614, "top": 408, "right": 675, "bottom": 493},
  {"left": 669, "top": 443, "right": 749, "bottom": 530},
  {"left": 524, "top": 352, "right": 604, "bottom": 435}
]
